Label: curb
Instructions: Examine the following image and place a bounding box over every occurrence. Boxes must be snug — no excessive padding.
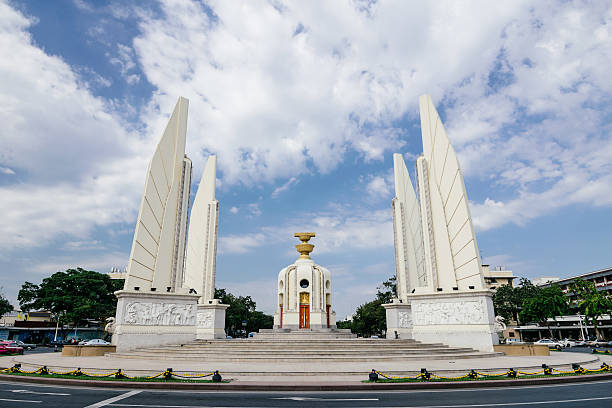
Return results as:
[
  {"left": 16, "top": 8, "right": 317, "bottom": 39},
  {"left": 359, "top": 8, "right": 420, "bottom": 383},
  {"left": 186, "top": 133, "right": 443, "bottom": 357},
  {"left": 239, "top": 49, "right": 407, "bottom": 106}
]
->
[{"left": 2, "top": 372, "right": 612, "bottom": 390}]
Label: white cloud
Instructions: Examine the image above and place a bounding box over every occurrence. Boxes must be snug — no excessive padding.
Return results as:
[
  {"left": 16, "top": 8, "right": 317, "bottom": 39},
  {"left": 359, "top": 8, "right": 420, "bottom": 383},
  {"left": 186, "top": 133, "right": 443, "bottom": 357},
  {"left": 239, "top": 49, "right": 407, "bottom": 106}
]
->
[
  {"left": 247, "top": 203, "right": 262, "bottom": 217},
  {"left": 0, "top": 166, "right": 15, "bottom": 175},
  {"left": 132, "top": 0, "right": 527, "bottom": 186},
  {"left": 229, "top": 206, "right": 239, "bottom": 214},
  {"left": 25, "top": 251, "right": 128, "bottom": 275},
  {"left": 220, "top": 204, "right": 393, "bottom": 256},
  {"left": 0, "top": 2, "right": 147, "bottom": 249},
  {"left": 442, "top": 3, "right": 612, "bottom": 230},
  {"left": 219, "top": 233, "right": 265, "bottom": 254},
  {"left": 271, "top": 177, "right": 298, "bottom": 198},
  {"left": 365, "top": 175, "right": 392, "bottom": 200},
  {"left": 109, "top": 43, "right": 140, "bottom": 84}
]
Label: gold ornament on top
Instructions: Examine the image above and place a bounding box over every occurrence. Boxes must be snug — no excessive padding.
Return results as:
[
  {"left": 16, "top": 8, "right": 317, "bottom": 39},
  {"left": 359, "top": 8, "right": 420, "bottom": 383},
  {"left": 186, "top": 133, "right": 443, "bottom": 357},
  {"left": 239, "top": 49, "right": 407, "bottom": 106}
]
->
[{"left": 294, "top": 232, "right": 315, "bottom": 259}]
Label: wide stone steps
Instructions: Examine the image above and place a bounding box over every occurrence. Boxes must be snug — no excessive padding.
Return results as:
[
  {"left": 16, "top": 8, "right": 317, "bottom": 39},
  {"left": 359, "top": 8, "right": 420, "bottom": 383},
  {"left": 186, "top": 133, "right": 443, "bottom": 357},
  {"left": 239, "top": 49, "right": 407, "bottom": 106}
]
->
[{"left": 109, "top": 338, "right": 501, "bottom": 362}]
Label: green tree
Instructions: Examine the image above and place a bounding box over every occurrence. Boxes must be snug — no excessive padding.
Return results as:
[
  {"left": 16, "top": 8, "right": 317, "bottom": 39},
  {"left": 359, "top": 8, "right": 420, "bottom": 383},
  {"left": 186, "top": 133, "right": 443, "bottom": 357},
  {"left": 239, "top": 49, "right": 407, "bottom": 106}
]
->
[
  {"left": 519, "top": 285, "right": 569, "bottom": 338},
  {"left": 17, "top": 268, "right": 123, "bottom": 327},
  {"left": 492, "top": 278, "right": 538, "bottom": 323},
  {"left": 570, "top": 278, "right": 612, "bottom": 340},
  {"left": 351, "top": 298, "right": 386, "bottom": 337},
  {"left": 214, "top": 288, "right": 273, "bottom": 337},
  {"left": 350, "top": 276, "right": 396, "bottom": 337},
  {"left": 0, "top": 289, "right": 13, "bottom": 316}
]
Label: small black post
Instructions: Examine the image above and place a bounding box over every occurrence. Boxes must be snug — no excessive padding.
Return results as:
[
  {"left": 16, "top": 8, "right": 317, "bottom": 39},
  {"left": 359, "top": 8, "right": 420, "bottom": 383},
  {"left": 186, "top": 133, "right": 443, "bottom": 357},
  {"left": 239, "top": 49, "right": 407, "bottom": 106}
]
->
[
  {"left": 164, "top": 368, "right": 173, "bottom": 380},
  {"left": 369, "top": 369, "right": 378, "bottom": 382},
  {"left": 212, "top": 370, "right": 222, "bottom": 382},
  {"left": 542, "top": 364, "right": 552, "bottom": 375},
  {"left": 420, "top": 368, "right": 430, "bottom": 380}
]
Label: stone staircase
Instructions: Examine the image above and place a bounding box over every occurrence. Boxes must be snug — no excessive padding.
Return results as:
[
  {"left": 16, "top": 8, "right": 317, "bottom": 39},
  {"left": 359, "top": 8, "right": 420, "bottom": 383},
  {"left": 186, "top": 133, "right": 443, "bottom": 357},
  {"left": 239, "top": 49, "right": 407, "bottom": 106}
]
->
[{"left": 109, "top": 334, "right": 500, "bottom": 362}]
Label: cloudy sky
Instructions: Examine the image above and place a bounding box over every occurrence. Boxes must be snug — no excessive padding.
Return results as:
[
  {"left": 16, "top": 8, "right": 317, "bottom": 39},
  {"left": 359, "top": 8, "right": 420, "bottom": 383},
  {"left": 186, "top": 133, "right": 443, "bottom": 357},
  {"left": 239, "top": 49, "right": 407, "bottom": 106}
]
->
[{"left": 1, "top": 0, "right": 611, "bottom": 318}]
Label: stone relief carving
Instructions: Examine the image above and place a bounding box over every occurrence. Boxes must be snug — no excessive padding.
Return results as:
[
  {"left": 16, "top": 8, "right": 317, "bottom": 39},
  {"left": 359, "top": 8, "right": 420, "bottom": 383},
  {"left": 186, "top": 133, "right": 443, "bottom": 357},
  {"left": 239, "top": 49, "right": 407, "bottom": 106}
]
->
[
  {"left": 398, "top": 311, "right": 412, "bottom": 328},
  {"left": 197, "top": 310, "right": 214, "bottom": 328},
  {"left": 123, "top": 302, "right": 196, "bottom": 326},
  {"left": 494, "top": 315, "right": 507, "bottom": 332},
  {"left": 412, "top": 300, "right": 486, "bottom": 325}
]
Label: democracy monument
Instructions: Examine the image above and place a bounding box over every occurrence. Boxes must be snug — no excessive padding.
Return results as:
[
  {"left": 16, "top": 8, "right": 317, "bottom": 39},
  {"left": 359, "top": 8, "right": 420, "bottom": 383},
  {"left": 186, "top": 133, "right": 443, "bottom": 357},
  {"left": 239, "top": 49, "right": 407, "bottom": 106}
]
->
[
  {"left": 15, "top": 94, "right": 604, "bottom": 382},
  {"left": 110, "top": 93, "right": 496, "bottom": 354}
]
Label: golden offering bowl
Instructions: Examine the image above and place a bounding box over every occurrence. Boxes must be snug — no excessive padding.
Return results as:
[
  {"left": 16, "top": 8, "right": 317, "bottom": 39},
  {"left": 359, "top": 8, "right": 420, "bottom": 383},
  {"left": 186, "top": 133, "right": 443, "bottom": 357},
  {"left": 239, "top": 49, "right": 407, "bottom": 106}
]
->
[{"left": 294, "top": 232, "right": 315, "bottom": 259}]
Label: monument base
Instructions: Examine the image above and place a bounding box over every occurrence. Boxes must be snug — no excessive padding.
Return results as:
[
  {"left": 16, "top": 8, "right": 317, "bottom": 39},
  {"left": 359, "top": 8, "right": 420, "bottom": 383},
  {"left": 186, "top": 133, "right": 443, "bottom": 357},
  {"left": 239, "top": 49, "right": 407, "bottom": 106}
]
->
[
  {"left": 112, "top": 290, "right": 199, "bottom": 352},
  {"left": 196, "top": 300, "right": 229, "bottom": 339},
  {"left": 273, "top": 310, "right": 336, "bottom": 330},
  {"left": 407, "top": 290, "right": 499, "bottom": 352},
  {"left": 383, "top": 299, "right": 412, "bottom": 339}
]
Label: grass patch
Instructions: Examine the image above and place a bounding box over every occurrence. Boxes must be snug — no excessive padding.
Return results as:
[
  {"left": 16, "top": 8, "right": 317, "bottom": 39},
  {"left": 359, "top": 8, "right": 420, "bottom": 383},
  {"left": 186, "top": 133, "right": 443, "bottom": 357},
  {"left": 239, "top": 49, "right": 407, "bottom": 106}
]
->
[
  {"left": 363, "top": 370, "right": 608, "bottom": 383},
  {"left": 1, "top": 371, "right": 230, "bottom": 383}
]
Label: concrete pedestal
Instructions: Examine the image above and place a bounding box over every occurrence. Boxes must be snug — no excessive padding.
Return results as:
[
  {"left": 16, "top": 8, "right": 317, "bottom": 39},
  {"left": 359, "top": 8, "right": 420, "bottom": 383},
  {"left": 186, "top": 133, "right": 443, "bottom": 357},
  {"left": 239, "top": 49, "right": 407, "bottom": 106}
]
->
[
  {"left": 112, "top": 290, "right": 199, "bottom": 352},
  {"left": 408, "top": 290, "right": 499, "bottom": 352},
  {"left": 196, "top": 300, "right": 229, "bottom": 339},
  {"left": 274, "top": 309, "right": 336, "bottom": 330},
  {"left": 383, "top": 299, "right": 413, "bottom": 339}
]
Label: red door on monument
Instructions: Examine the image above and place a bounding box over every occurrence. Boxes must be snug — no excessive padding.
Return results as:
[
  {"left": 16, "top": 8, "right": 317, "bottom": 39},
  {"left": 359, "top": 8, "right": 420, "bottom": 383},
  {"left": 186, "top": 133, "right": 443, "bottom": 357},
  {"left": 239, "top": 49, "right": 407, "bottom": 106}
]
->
[
  {"left": 299, "top": 305, "right": 310, "bottom": 329},
  {"left": 279, "top": 306, "right": 283, "bottom": 328},
  {"left": 326, "top": 305, "right": 331, "bottom": 328}
]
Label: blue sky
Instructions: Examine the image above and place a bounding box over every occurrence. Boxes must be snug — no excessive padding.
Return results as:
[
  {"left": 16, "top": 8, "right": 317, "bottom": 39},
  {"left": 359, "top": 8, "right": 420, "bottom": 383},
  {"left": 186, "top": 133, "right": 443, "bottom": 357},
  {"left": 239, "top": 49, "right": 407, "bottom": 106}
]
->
[{"left": 1, "top": 0, "right": 611, "bottom": 318}]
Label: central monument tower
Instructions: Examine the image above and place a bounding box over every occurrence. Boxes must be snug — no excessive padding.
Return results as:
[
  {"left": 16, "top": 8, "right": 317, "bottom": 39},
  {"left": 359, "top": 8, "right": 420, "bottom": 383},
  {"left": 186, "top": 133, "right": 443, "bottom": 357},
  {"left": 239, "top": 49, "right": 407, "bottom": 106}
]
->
[{"left": 274, "top": 233, "right": 336, "bottom": 330}]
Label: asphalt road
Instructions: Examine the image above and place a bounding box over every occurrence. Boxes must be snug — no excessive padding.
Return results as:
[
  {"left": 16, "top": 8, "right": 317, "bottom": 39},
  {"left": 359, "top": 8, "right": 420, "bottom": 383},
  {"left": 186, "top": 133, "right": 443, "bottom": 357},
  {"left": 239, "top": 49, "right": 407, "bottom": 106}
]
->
[{"left": 1, "top": 379, "right": 612, "bottom": 407}]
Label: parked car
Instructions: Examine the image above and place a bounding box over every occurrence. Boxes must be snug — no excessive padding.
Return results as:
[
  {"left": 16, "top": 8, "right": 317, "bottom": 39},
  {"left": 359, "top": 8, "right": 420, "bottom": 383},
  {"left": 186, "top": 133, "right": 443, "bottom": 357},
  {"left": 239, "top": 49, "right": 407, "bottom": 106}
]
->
[
  {"left": 49, "top": 339, "right": 67, "bottom": 347},
  {"left": 79, "top": 339, "right": 110, "bottom": 346},
  {"left": 534, "top": 339, "right": 564, "bottom": 350},
  {"left": 0, "top": 341, "right": 24, "bottom": 355},
  {"left": 575, "top": 340, "right": 587, "bottom": 347},
  {"left": 13, "top": 340, "right": 36, "bottom": 350},
  {"left": 586, "top": 339, "right": 608, "bottom": 347},
  {"left": 560, "top": 339, "right": 577, "bottom": 348},
  {"left": 504, "top": 338, "right": 523, "bottom": 344}
]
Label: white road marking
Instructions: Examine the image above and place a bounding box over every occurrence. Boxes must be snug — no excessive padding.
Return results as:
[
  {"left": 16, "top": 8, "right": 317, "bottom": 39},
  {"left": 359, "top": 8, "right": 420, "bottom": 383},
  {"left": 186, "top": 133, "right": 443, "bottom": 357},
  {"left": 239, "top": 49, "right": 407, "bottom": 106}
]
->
[
  {"left": 0, "top": 397, "right": 42, "bottom": 403},
  {"left": 84, "top": 390, "right": 142, "bottom": 408},
  {"left": 112, "top": 405, "right": 233, "bottom": 407},
  {"left": 272, "top": 396, "right": 379, "bottom": 401},
  {"left": 106, "top": 395, "right": 612, "bottom": 408},
  {"left": 397, "top": 395, "right": 612, "bottom": 407},
  {"left": 11, "top": 389, "right": 70, "bottom": 396}
]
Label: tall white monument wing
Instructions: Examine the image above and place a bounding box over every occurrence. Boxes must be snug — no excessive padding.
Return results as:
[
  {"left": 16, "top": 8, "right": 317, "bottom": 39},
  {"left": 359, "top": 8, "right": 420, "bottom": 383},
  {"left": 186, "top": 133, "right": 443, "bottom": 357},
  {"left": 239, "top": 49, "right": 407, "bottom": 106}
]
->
[
  {"left": 125, "top": 97, "right": 191, "bottom": 292},
  {"left": 184, "top": 155, "right": 219, "bottom": 303},
  {"left": 418, "top": 94, "right": 485, "bottom": 290},
  {"left": 392, "top": 154, "right": 427, "bottom": 300}
]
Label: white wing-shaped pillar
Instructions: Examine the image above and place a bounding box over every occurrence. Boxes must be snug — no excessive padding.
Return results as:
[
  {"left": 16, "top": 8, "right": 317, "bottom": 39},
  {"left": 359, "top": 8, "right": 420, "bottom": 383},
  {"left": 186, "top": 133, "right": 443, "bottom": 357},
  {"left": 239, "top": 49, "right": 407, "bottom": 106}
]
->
[
  {"left": 392, "top": 153, "right": 427, "bottom": 301},
  {"left": 418, "top": 94, "right": 485, "bottom": 291},
  {"left": 184, "top": 155, "right": 219, "bottom": 303},
  {"left": 124, "top": 97, "right": 191, "bottom": 293}
]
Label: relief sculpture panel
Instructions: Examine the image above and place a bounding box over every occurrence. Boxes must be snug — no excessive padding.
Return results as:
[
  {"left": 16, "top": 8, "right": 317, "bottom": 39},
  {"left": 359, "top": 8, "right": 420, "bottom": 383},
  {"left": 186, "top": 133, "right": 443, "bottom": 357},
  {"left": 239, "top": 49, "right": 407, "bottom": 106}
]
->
[
  {"left": 197, "top": 310, "right": 214, "bottom": 328},
  {"left": 398, "top": 311, "right": 412, "bottom": 328},
  {"left": 412, "top": 300, "right": 486, "bottom": 325},
  {"left": 123, "top": 302, "right": 196, "bottom": 326}
]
